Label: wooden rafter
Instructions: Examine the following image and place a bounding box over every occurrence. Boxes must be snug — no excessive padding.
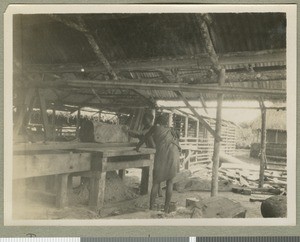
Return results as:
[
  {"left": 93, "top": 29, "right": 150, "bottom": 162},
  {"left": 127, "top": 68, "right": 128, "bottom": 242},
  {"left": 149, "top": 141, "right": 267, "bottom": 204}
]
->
[
  {"left": 174, "top": 90, "right": 222, "bottom": 141},
  {"left": 196, "top": 14, "right": 221, "bottom": 73},
  {"left": 50, "top": 15, "right": 118, "bottom": 80}
]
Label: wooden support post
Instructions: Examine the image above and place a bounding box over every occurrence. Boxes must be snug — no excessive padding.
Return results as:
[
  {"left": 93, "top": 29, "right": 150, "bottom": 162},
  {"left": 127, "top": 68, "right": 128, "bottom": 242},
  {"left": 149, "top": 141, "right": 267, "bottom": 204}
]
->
[
  {"left": 89, "top": 158, "right": 107, "bottom": 211},
  {"left": 118, "top": 169, "right": 125, "bottom": 179},
  {"left": 259, "top": 102, "right": 267, "bottom": 188},
  {"left": 67, "top": 175, "right": 73, "bottom": 192},
  {"left": 56, "top": 174, "right": 69, "bottom": 208},
  {"left": 140, "top": 154, "right": 154, "bottom": 195},
  {"left": 211, "top": 69, "right": 226, "bottom": 197},
  {"left": 52, "top": 108, "right": 56, "bottom": 125},
  {"left": 38, "top": 89, "right": 52, "bottom": 141},
  {"left": 13, "top": 88, "right": 36, "bottom": 136},
  {"left": 168, "top": 112, "right": 173, "bottom": 127},
  {"left": 76, "top": 108, "right": 81, "bottom": 138},
  {"left": 184, "top": 150, "right": 191, "bottom": 170},
  {"left": 196, "top": 120, "right": 200, "bottom": 145},
  {"left": 140, "top": 167, "right": 150, "bottom": 195},
  {"left": 89, "top": 171, "right": 106, "bottom": 211},
  {"left": 184, "top": 116, "right": 189, "bottom": 138},
  {"left": 175, "top": 91, "right": 222, "bottom": 141},
  {"left": 52, "top": 108, "right": 56, "bottom": 141}
]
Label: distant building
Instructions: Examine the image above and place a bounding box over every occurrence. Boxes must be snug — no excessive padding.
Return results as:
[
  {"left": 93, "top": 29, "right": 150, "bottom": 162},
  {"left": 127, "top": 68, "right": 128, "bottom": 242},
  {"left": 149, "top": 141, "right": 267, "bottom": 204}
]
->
[{"left": 250, "top": 109, "right": 286, "bottom": 159}]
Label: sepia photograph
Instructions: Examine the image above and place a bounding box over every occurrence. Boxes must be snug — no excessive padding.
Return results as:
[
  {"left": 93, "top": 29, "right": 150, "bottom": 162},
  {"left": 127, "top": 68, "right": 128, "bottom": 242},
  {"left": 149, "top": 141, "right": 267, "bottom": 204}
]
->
[{"left": 3, "top": 4, "right": 297, "bottom": 226}]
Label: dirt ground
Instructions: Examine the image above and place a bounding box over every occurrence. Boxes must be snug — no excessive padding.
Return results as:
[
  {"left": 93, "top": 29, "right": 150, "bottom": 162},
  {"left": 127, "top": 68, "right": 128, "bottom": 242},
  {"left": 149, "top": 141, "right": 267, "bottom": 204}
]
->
[{"left": 12, "top": 149, "right": 263, "bottom": 220}]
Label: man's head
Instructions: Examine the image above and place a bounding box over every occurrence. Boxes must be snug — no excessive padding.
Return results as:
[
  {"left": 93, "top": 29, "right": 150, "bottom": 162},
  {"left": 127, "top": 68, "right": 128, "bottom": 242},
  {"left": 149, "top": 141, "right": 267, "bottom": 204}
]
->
[{"left": 143, "top": 112, "right": 154, "bottom": 126}]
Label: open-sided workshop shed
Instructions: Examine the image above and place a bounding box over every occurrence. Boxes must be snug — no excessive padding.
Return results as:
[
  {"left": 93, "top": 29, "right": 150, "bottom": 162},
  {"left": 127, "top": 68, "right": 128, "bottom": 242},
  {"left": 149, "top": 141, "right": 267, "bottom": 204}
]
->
[{"left": 13, "top": 13, "right": 286, "bottom": 210}]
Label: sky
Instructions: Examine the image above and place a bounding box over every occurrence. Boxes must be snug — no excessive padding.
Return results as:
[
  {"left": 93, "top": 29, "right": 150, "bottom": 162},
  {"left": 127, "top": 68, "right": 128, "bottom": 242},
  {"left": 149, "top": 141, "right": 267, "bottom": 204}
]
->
[{"left": 157, "top": 100, "right": 276, "bottom": 124}]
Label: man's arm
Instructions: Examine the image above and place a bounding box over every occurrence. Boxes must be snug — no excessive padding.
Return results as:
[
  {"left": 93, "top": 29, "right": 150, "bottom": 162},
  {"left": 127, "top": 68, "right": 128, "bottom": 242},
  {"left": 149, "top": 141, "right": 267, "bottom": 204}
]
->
[{"left": 136, "top": 126, "right": 155, "bottom": 152}]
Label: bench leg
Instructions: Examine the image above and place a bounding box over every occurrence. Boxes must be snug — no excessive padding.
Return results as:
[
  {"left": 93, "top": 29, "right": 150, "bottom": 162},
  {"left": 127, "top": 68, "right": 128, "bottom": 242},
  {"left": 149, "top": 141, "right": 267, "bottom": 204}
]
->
[
  {"left": 56, "top": 174, "right": 69, "bottom": 209},
  {"left": 140, "top": 164, "right": 153, "bottom": 195},
  {"left": 67, "top": 175, "right": 73, "bottom": 193},
  {"left": 118, "top": 169, "right": 125, "bottom": 179},
  {"left": 89, "top": 171, "right": 106, "bottom": 211}
]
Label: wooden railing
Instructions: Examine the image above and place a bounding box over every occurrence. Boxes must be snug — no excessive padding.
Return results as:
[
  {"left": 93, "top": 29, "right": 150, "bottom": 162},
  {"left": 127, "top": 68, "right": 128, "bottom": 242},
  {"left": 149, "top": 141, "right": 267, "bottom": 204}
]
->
[{"left": 179, "top": 133, "right": 236, "bottom": 169}]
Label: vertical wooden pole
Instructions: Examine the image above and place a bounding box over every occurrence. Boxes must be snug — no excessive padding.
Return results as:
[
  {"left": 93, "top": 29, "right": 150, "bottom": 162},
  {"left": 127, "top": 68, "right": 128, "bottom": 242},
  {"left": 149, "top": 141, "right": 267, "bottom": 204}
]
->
[
  {"left": 89, "top": 171, "right": 106, "bottom": 211},
  {"left": 52, "top": 107, "right": 56, "bottom": 141},
  {"left": 168, "top": 112, "right": 173, "bottom": 127},
  {"left": 38, "top": 89, "right": 52, "bottom": 141},
  {"left": 211, "top": 69, "right": 226, "bottom": 197},
  {"left": 259, "top": 107, "right": 267, "bottom": 188},
  {"left": 118, "top": 169, "right": 125, "bottom": 179},
  {"left": 76, "top": 108, "right": 81, "bottom": 139},
  {"left": 141, "top": 154, "right": 154, "bottom": 195},
  {"left": 14, "top": 88, "right": 36, "bottom": 136},
  {"left": 185, "top": 116, "right": 188, "bottom": 139},
  {"left": 56, "top": 174, "right": 69, "bottom": 208}
]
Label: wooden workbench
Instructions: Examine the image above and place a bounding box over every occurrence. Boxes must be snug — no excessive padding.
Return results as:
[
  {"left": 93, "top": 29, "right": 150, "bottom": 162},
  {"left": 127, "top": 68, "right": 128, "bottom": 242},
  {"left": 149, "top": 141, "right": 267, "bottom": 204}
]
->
[
  {"left": 13, "top": 143, "right": 155, "bottom": 210},
  {"left": 76, "top": 147, "right": 155, "bottom": 211}
]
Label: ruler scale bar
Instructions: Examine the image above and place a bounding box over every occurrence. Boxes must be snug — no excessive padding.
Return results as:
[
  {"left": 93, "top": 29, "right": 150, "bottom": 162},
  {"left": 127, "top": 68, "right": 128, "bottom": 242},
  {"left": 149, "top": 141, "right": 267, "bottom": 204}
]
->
[{"left": 196, "top": 237, "right": 300, "bottom": 242}]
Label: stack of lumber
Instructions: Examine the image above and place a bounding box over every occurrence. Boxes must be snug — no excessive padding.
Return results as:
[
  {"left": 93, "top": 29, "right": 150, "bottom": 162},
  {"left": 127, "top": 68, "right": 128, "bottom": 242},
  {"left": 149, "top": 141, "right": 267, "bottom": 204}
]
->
[{"left": 217, "top": 153, "right": 286, "bottom": 202}]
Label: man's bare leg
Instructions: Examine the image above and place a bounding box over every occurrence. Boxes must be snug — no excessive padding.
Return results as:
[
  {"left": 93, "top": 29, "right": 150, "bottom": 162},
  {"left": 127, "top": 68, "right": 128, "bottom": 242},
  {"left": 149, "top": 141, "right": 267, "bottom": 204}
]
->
[
  {"left": 158, "top": 183, "right": 163, "bottom": 197},
  {"left": 164, "top": 178, "right": 174, "bottom": 213},
  {"left": 150, "top": 182, "right": 159, "bottom": 210}
]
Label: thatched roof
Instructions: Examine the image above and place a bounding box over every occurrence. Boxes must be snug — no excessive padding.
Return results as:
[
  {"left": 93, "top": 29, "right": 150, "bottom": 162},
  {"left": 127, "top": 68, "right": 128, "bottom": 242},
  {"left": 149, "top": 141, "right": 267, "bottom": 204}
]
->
[
  {"left": 13, "top": 13, "right": 287, "bottom": 113},
  {"left": 250, "top": 109, "right": 286, "bottom": 131}
]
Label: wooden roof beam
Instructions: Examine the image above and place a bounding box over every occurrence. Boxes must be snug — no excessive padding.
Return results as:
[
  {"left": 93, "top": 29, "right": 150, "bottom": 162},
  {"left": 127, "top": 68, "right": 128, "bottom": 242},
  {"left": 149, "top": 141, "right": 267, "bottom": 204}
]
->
[
  {"left": 196, "top": 14, "right": 221, "bottom": 73},
  {"left": 29, "top": 79, "right": 286, "bottom": 98}
]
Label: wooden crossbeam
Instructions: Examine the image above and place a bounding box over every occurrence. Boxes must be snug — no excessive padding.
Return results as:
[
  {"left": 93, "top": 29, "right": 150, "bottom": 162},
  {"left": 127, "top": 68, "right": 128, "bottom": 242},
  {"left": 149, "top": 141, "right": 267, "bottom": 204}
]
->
[
  {"left": 29, "top": 79, "right": 286, "bottom": 98},
  {"left": 174, "top": 90, "right": 222, "bottom": 141},
  {"left": 24, "top": 49, "right": 286, "bottom": 74}
]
